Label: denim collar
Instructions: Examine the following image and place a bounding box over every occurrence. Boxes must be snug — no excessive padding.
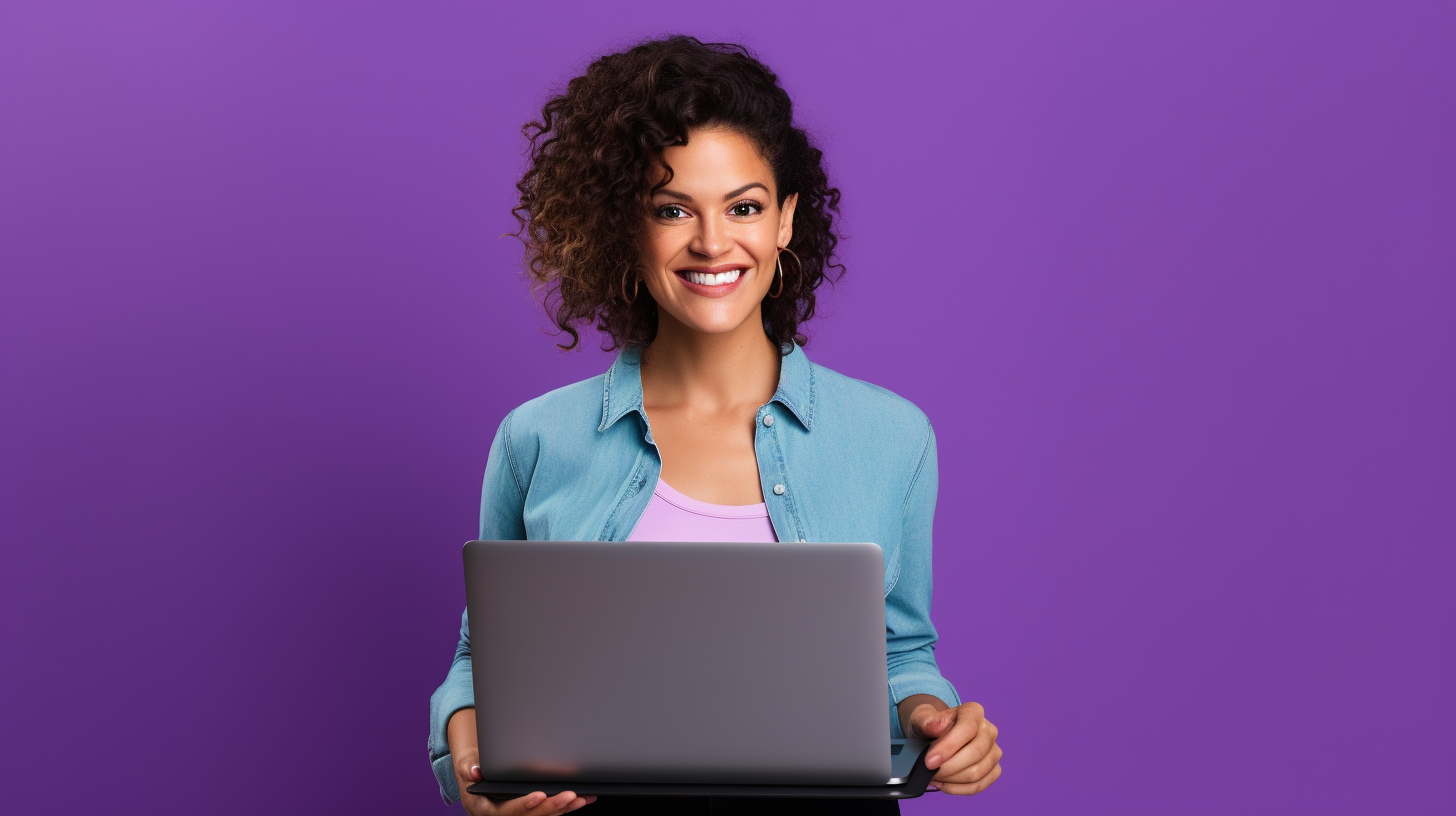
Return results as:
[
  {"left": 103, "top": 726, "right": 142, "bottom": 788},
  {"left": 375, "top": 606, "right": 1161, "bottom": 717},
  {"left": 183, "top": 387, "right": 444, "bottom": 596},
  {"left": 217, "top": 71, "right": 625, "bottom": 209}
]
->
[{"left": 599, "top": 340, "right": 816, "bottom": 434}]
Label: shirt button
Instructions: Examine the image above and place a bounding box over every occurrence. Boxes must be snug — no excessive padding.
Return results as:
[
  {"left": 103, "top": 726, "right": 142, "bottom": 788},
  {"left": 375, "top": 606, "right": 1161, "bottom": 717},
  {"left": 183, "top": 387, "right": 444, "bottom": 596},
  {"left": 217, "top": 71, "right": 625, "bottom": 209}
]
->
[
  {"left": 773, "top": 484, "right": 785, "bottom": 495},
  {"left": 799, "top": 538, "right": 807, "bottom": 542},
  {"left": 762, "top": 414, "right": 775, "bottom": 427}
]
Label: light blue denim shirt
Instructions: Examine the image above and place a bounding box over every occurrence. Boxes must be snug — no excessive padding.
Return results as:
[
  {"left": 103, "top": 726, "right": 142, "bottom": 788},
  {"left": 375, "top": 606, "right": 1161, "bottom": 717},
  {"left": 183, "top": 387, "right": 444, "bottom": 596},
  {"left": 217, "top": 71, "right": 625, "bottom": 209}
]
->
[{"left": 427, "top": 340, "right": 961, "bottom": 803}]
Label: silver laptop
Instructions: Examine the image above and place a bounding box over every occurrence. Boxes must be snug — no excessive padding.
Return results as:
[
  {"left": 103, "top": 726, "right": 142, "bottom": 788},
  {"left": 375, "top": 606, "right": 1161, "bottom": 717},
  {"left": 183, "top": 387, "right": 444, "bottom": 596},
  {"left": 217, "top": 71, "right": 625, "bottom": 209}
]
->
[{"left": 464, "top": 539, "right": 924, "bottom": 789}]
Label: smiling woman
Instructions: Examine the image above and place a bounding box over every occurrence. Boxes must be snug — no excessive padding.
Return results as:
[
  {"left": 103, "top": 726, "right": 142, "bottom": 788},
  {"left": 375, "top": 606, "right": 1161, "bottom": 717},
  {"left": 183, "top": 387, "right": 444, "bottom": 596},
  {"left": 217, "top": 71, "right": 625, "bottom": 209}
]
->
[{"left": 428, "top": 35, "right": 1002, "bottom": 816}]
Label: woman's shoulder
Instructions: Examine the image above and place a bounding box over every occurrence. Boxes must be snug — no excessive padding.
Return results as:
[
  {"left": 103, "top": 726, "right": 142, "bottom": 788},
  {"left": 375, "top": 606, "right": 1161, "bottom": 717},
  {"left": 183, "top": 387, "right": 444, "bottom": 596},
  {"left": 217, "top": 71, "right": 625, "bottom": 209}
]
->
[
  {"left": 798, "top": 357, "right": 937, "bottom": 472},
  {"left": 807, "top": 359, "right": 933, "bottom": 432},
  {"left": 498, "top": 372, "right": 608, "bottom": 439}
]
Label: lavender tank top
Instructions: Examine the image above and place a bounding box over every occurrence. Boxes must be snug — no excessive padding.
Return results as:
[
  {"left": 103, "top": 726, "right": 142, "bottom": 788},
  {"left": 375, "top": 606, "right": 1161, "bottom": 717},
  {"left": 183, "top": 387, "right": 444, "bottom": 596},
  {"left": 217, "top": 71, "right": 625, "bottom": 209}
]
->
[{"left": 626, "top": 479, "right": 779, "bottom": 543}]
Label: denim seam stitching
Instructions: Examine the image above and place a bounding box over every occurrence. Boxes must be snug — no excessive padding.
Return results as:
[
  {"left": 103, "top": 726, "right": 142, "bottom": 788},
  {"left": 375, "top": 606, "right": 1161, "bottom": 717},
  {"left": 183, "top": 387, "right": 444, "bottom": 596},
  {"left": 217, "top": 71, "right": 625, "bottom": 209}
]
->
[
  {"left": 500, "top": 409, "right": 527, "bottom": 499},
  {"left": 885, "top": 418, "right": 932, "bottom": 596},
  {"left": 901, "top": 418, "right": 933, "bottom": 518},
  {"left": 805, "top": 357, "right": 816, "bottom": 428},
  {"left": 599, "top": 359, "right": 614, "bottom": 431}
]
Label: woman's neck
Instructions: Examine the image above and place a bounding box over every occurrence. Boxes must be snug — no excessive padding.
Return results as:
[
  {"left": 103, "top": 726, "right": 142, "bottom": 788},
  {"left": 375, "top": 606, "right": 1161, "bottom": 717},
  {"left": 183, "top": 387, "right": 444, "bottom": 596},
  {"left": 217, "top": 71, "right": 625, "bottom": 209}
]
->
[{"left": 640, "top": 314, "right": 781, "bottom": 412}]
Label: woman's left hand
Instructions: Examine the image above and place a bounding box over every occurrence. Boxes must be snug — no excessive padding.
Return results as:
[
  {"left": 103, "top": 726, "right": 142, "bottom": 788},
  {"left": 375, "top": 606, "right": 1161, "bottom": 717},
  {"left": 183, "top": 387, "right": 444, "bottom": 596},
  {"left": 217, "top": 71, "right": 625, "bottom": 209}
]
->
[{"left": 906, "top": 701, "right": 1003, "bottom": 795}]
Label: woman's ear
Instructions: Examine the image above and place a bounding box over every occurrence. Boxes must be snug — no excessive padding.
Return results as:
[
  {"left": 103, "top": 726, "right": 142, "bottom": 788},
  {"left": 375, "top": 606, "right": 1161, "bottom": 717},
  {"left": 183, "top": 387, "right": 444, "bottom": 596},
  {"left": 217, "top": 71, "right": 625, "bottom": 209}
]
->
[{"left": 777, "top": 193, "right": 798, "bottom": 248}]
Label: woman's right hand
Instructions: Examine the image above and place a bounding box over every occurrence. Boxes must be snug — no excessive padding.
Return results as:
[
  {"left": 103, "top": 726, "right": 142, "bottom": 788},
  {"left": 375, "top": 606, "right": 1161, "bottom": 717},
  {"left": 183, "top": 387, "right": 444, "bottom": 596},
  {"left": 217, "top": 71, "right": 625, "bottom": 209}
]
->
[{"left": 448, "top": 708, "right": 595, "bottom": 815}]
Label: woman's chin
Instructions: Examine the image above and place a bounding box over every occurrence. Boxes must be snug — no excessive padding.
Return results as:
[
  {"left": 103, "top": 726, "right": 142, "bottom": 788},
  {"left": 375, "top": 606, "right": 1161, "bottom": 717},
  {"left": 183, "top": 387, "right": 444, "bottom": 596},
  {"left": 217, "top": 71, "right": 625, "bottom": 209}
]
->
[
  {"left": 657, "top": 304, "right": 767, "bottom": 340},
  {"left": 674, "top": 321, "right": 756, "bottom": 340}
]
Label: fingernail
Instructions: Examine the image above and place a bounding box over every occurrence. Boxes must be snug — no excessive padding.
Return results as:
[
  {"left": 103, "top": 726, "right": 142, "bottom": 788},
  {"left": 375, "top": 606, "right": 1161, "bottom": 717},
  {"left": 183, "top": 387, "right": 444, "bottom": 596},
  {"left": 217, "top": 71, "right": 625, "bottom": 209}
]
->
[
  {"left": 470, "top": 765, "right": 480, "bottom": 774},
  {"left": 927, "top": 754, "right": 943, "bottom": 768}
]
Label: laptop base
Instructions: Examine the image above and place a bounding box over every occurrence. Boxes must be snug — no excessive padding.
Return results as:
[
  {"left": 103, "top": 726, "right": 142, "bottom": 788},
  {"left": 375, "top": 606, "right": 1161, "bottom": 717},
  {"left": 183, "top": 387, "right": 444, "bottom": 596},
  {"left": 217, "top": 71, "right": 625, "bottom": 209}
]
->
[{"left": 470, "top": 743, "right": 934, "bottom": 801}]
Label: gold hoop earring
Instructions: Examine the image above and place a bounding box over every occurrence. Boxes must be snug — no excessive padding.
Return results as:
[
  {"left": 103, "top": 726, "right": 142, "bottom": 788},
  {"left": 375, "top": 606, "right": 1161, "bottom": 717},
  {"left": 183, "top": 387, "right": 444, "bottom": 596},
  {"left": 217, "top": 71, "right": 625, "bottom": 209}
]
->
[
  {"left": 621, "top": 270, "right": 639, "bottom": 303},
  {"left": 770, "top": 246, "right": 800, "bottom": 299}
]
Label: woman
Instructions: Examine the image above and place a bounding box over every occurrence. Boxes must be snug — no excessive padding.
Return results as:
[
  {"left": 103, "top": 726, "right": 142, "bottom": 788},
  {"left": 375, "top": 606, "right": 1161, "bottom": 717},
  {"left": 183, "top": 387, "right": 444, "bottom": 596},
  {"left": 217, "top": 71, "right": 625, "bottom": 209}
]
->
[{"left": 428, "top": 35, "right": 1002, "bottom": 815}]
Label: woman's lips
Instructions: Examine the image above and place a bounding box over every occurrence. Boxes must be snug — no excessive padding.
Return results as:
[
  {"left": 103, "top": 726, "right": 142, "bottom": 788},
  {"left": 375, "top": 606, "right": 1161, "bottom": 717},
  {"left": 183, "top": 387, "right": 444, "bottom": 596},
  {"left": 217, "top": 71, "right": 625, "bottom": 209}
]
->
[{"left": 674, "top": 268, "right": 746, "bottom": 298}]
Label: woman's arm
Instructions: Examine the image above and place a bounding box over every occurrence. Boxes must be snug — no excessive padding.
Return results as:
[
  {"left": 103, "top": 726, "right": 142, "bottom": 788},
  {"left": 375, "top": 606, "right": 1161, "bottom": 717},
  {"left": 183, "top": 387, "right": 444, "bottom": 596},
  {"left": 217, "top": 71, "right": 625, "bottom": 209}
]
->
[
  {"left": 428, "top": 611, "right": 477, "bottom": 801},
  {"left": 428, "top": 413, "right": 528, "bottom": 804},
  {"left": 428, "top": 413, "right": 593, "bottom": 814},
  {"left": 884, "top": 420, "right": 962, "bottom": 725},
  {"left": 889, "top": 419, "right": 1003, "bottom": 795}
]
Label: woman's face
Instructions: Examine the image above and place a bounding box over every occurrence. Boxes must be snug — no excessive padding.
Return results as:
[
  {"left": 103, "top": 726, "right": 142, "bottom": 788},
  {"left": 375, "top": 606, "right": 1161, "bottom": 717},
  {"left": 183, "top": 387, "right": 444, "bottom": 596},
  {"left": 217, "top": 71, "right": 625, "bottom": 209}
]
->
[{"left": 641, "top": 127, "right": 798, "bottom": 343}]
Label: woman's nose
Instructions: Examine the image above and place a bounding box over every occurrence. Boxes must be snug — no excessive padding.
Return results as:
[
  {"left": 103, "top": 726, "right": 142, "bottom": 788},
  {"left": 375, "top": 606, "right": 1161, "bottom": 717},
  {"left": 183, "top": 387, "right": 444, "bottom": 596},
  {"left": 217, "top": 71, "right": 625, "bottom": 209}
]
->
[{"left": 689, "top": 216, "right": 729, "bottom": 258}]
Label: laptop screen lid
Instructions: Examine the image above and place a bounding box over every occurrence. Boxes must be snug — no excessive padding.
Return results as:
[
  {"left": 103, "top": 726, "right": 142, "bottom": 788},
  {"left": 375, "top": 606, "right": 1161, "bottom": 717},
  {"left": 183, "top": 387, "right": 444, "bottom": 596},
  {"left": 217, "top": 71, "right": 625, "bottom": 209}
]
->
[{"left": 464, "top": 539, "right": 891, "bottom": 786}]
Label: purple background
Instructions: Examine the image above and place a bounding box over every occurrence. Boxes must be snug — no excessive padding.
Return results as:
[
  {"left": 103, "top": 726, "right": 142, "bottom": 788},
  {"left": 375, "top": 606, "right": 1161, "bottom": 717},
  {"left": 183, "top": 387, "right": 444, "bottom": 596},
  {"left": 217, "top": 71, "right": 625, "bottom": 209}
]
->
[{"left": 1, "top": 2, "right": 1452, "bottom": 814}]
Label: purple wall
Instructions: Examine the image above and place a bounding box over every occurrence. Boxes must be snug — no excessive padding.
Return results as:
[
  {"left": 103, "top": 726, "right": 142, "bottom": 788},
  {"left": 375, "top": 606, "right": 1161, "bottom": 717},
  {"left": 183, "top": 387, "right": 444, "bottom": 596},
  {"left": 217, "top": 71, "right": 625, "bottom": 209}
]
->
[{"left": 2, "top": 2, "right": 1452, "bottom": 814}]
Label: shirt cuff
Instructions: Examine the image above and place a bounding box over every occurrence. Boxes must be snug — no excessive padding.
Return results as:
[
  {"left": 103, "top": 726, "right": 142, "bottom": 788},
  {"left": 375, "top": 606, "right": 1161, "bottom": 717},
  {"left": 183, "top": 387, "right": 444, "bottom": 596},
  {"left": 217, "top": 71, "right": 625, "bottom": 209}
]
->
[
  {"left": 433, "top": 752, "right": 461, "bottom": 804},
  {"left": 428, "top": 678, "right": 474, "bottom": 803},
  {"left": 887, "top": 674, "right": 962, "bottom": 738}
]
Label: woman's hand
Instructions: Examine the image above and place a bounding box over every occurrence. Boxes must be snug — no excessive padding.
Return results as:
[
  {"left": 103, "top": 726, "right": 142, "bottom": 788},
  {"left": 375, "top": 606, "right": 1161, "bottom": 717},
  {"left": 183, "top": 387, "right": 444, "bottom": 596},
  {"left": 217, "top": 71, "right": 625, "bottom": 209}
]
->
[
  {"left": 904, "top": 699, "right": 1003, "bottom": 795},
  {"left": 447, "top": 708, "right": 596, "bottom": 815}
]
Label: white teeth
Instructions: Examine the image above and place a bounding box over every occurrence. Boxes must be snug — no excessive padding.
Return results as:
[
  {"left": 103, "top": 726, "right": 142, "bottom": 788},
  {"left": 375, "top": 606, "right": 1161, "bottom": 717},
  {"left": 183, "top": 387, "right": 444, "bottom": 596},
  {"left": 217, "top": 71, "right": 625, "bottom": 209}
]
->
[{"left": 687, "top": 269, "right": 742, "bottom": 286}]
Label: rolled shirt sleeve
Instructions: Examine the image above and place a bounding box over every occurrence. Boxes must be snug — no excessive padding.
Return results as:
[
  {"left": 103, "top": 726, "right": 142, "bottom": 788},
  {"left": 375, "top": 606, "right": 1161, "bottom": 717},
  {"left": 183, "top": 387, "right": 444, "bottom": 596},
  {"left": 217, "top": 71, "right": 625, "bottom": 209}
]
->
[{"left": 884, "top": 420, "right": 961, "bottom": 736}]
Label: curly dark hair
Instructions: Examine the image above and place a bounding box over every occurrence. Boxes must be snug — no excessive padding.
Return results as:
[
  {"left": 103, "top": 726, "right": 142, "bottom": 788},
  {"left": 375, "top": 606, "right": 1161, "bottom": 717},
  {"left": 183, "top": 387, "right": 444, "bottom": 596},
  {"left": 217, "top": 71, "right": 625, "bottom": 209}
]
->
[{"left": 512, "top": 34, "right": 844, "bottom": 353}]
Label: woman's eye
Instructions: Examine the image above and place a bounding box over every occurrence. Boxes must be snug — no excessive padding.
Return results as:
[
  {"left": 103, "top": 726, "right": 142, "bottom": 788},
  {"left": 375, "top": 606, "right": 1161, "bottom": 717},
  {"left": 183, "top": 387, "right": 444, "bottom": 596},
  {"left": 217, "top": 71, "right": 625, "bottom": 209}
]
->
[
  {"left": 658, "top": 205, "right": 688, "bottom": 220},
  {"left": 731, "top": 201, "right": 763, "bottom": 217}
]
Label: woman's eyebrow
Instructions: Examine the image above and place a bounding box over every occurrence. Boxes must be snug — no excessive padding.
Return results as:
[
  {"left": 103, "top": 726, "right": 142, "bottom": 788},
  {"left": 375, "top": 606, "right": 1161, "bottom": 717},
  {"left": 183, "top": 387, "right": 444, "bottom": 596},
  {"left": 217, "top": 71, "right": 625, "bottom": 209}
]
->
[{"left": 653, "top": 182, "right": 770, "bottom": 203}]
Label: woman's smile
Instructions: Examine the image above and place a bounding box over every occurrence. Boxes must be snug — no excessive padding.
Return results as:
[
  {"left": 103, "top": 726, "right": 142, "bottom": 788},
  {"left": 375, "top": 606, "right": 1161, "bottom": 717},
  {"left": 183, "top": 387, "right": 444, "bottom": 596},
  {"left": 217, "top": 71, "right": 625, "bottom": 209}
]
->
[{"left": 674, "top": 263, "right": 748, "bottom": 296}]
